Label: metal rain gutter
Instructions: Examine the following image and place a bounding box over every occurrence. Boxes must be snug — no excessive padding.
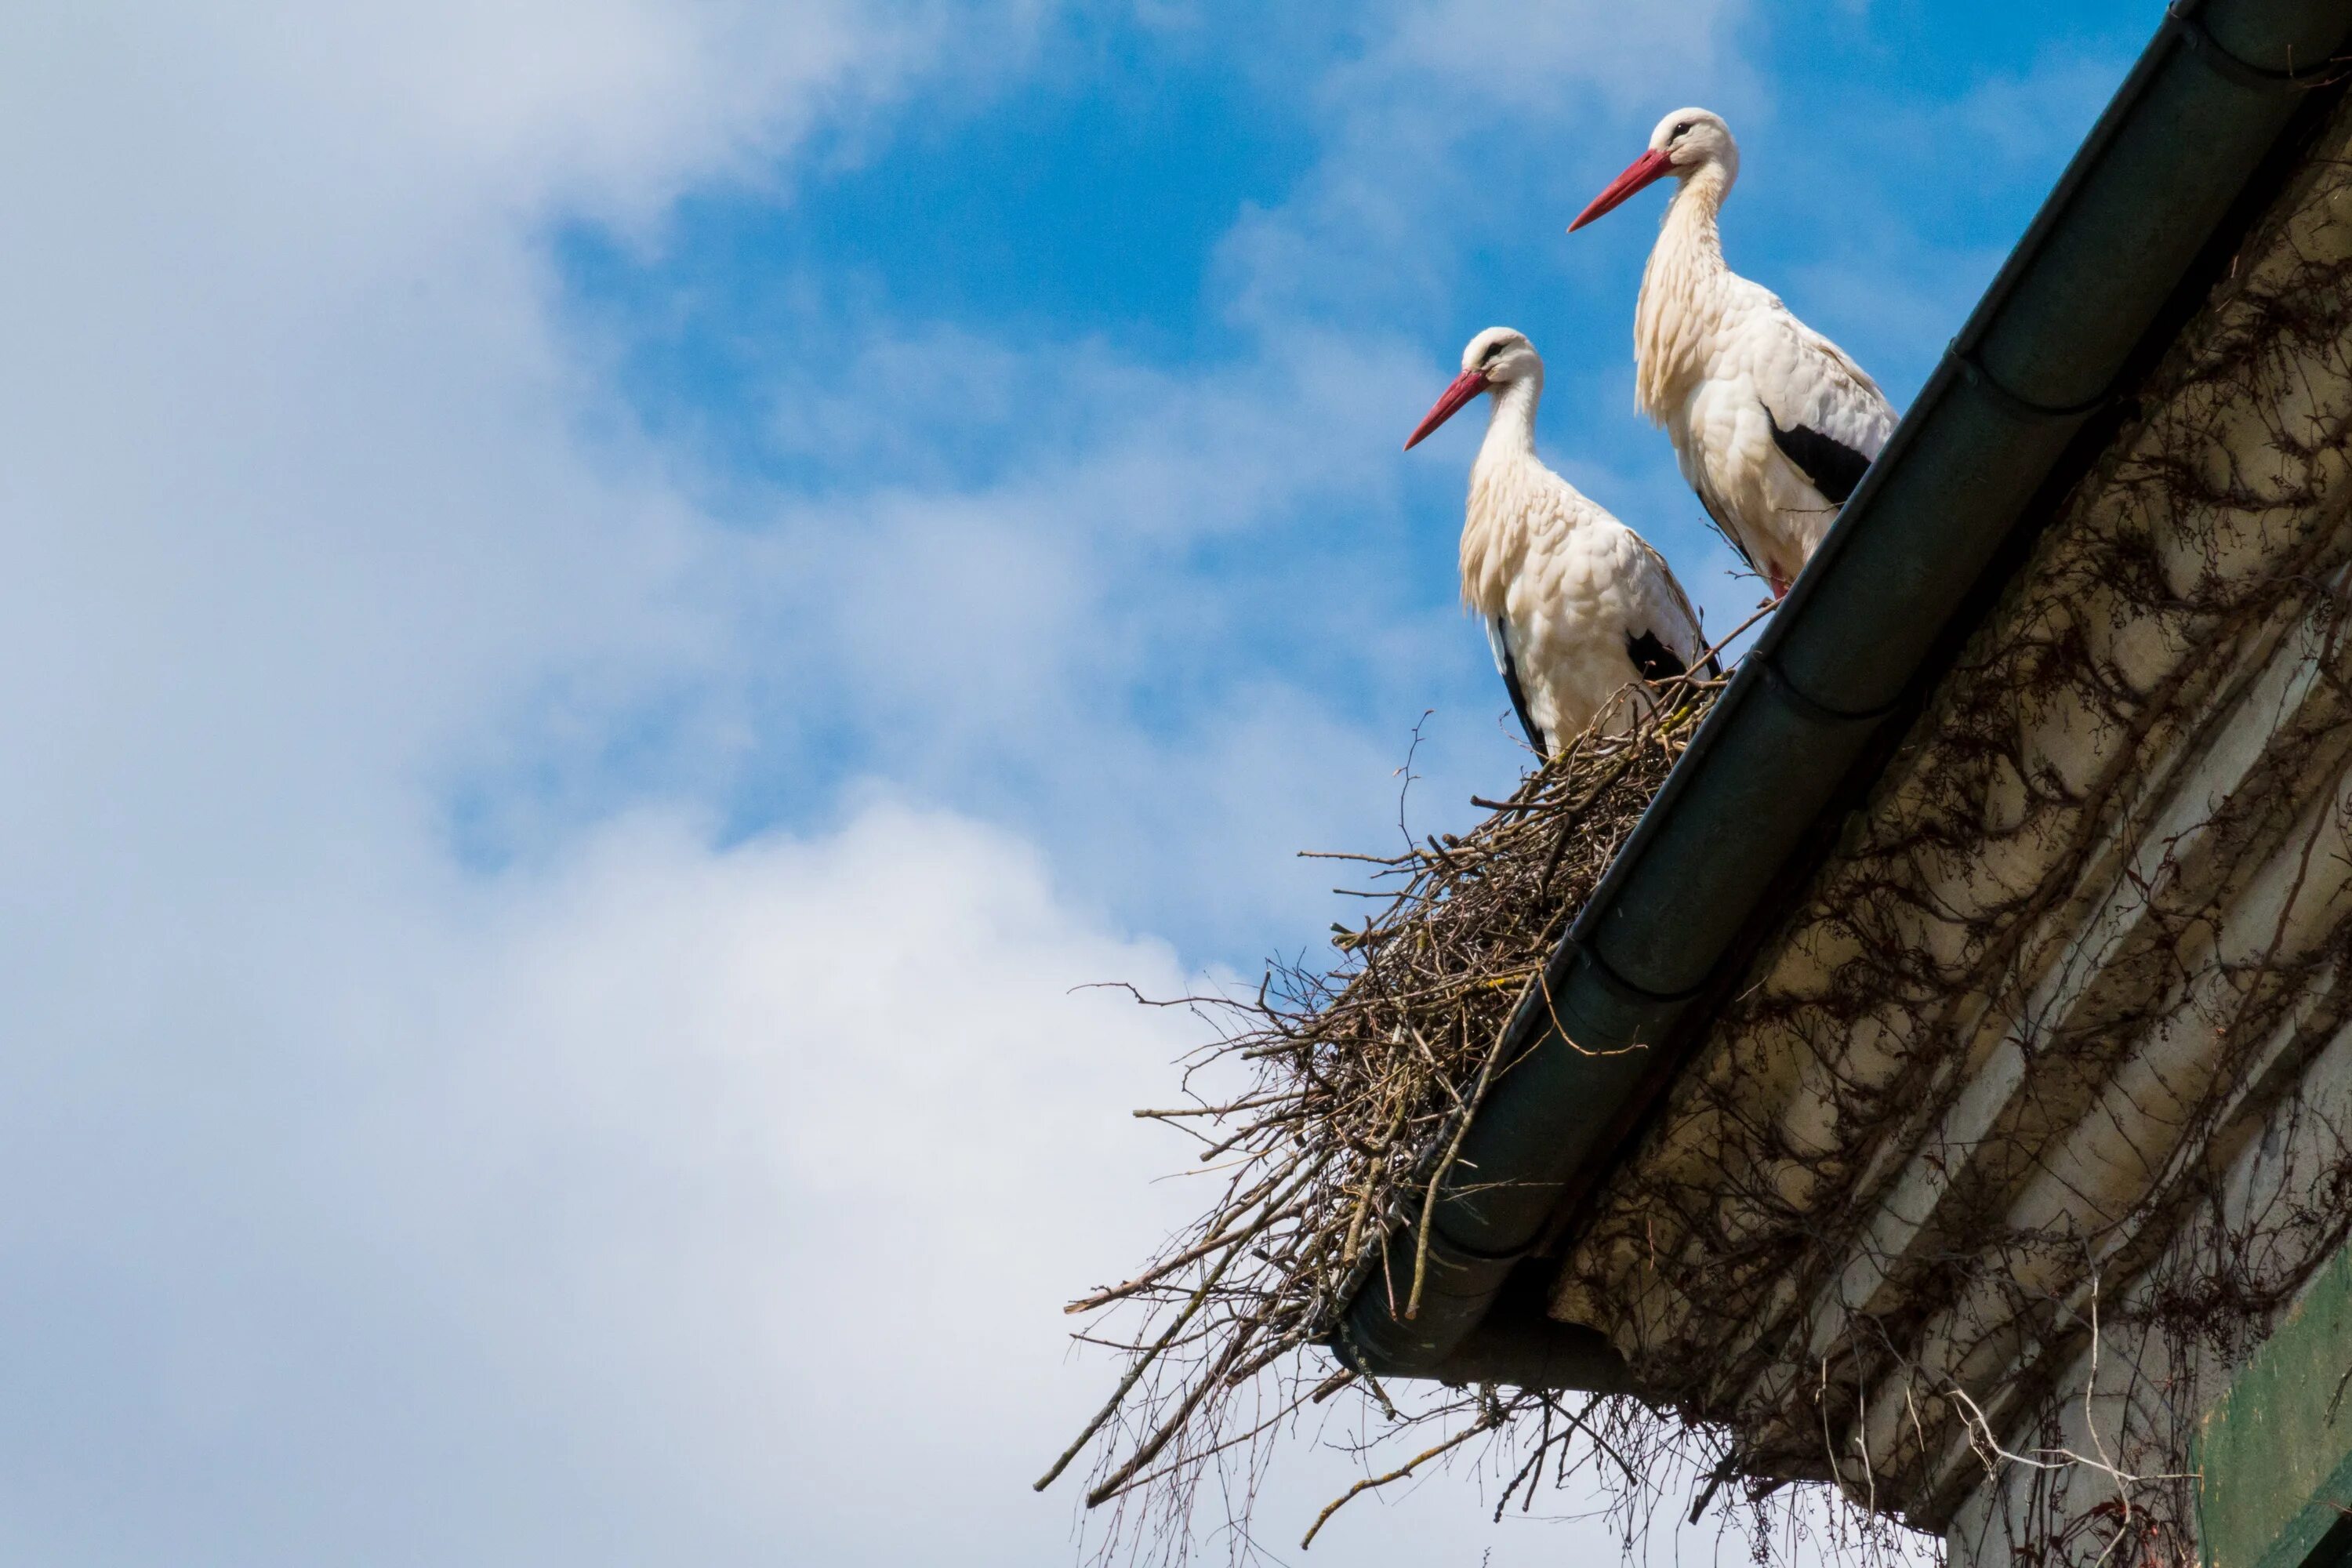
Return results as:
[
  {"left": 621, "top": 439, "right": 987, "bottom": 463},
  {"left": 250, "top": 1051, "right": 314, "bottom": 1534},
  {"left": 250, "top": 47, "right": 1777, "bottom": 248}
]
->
[{"left": 1334, "top": 0, "right": 2352, "bottom": 1388}]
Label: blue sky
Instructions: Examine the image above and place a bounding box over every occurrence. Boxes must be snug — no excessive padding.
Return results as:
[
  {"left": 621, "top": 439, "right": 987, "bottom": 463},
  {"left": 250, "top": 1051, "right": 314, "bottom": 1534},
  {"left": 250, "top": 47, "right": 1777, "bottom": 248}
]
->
[{"left": 0, "top": 2, "right": 2151, "bottom": 1563}]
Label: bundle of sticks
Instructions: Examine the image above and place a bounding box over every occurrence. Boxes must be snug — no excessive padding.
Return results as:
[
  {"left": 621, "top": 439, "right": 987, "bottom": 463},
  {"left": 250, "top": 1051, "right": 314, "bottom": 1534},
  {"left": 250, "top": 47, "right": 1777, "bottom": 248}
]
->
[{"left": 1039, "top": 672, "right": 1721, "bottom": 1548}]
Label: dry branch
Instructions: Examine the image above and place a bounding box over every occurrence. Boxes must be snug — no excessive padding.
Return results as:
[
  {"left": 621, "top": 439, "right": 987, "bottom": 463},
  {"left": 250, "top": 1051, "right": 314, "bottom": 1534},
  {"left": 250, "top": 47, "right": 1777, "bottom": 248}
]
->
[{"left": 1043, "top": 672, "right": 1722, "bottom": 1558}]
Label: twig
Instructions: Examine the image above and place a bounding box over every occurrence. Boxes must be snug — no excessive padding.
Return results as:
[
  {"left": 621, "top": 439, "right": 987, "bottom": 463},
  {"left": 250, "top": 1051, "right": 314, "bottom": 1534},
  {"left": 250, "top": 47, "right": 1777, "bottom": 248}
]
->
[{"left": 1299, "top": 1412, "right": 1503, "bottom": 1548}]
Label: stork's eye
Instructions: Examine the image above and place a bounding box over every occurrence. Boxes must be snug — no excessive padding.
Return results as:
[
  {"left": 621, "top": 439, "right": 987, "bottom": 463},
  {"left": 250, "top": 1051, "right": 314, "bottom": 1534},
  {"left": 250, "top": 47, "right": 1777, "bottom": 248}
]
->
[{"left": 1671, "top": 121, "right": 1693, "bottom": 140}]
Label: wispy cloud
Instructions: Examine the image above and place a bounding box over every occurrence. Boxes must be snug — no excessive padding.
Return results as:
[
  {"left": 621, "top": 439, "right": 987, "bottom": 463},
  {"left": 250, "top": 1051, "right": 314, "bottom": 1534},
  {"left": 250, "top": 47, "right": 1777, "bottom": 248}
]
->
[{"left": 1210, "top": 0, "right": 1758, "bottom": 331}]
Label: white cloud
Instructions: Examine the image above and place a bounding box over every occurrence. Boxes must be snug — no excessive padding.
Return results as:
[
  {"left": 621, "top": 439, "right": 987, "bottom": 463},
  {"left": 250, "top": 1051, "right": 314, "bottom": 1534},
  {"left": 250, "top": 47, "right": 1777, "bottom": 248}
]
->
[
  {"left": 1369, "top": 0, "right": 1755, "bottom": 117},
  {"left": 0, "top": 2, "right": 942, "bottom": 858},
  {"left": 0, "top": 795, "right": 1221, "bottom": 1563},
  {"left": 408, "top": 806, "right": 1213, "bottom": 1560},
  {"left": 1944, "top": 48, "right": 2128, "bottom": 166}
]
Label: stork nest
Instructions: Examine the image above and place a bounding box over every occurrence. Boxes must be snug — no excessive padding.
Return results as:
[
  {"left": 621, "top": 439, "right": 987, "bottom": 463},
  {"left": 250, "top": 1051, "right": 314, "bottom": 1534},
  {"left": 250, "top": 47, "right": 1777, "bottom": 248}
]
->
[{"left": 1040, "top": 670, "right": 1725, "bottom": 1555}]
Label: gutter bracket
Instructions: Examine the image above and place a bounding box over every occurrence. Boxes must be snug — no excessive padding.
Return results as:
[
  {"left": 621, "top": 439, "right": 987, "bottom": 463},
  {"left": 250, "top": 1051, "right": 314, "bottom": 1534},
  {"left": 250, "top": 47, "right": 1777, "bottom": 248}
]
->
[
  {"left": 2167, "top": 2, "right": 2346, "bottom": 93},
  {"left": 1762, "top": 654, "right": 1908, "bottom": 729},
  {"left": 1949, "top": 344, "right": 2115, "bottom": 425},
  {"left": 1574, "top": 937, "right": 1712, "bottom": 1008}
]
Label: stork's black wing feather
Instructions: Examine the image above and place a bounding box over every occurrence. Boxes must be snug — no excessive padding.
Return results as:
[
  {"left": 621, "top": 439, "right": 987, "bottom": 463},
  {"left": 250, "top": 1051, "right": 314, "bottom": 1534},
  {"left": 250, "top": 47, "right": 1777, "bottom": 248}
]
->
[
  {"left": 1490, "top": 616, "right": 1548, "bottom": 757},
  {"left": 1694, "top": 489, "right": 1759, "bottom": 572},
  {"left": 1625, "top": 629, "right": 1690, "bottom": 684},
  {"left": 1766, "top": 411, "right": 1871, "bottom": 504}
]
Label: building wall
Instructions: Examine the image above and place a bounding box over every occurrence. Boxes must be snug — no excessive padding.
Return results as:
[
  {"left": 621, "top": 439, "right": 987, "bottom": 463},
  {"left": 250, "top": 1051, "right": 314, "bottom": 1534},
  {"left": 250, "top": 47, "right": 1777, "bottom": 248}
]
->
[{"left": 1945, "top": 771, "right": 2352, "bottom": 1564}]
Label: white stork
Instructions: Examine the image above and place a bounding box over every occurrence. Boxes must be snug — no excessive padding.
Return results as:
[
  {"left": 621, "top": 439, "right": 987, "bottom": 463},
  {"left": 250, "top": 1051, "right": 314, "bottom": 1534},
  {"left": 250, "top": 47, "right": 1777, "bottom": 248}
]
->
[
  {"left": 1570, "top": 108, "right": 1896, "bottom": 598},
  {"left": 1405, "top": 326, "right": 1715, "bottom": 757}
]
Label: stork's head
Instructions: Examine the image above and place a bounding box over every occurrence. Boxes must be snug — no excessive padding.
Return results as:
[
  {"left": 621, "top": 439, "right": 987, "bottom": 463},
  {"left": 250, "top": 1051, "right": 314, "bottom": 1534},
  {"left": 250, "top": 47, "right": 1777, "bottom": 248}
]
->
[
  {"left": 1568, "top": 107, "right": 1737, "bottom": 232},
  {"left": 1403, "top": 328, "right": 1540, "bottom": 450}
]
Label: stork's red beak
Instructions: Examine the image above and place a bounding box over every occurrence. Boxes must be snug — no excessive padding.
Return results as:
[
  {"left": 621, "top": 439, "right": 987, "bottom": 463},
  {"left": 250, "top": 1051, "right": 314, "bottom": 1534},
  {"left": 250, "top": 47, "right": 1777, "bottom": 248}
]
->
[
  {"left": 1569, "top": 147, "right": 1675, "bottom": 231},
  {"left": 1403, "top": 368, "right": 1490, "bottom": 450}
]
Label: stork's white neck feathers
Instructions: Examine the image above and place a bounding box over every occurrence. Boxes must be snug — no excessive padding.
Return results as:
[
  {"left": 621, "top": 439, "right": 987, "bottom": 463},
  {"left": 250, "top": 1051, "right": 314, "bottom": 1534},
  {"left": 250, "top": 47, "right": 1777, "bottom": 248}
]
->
[
  {"left": 1475, "top": 373, "right": 1541, "bottom": 462},
  {"left": 1460, "top": 374, "right": 1550, "bottom": 619},
  {"left": 1634, "top": 162, "right": 1734, "bottom": 424}
]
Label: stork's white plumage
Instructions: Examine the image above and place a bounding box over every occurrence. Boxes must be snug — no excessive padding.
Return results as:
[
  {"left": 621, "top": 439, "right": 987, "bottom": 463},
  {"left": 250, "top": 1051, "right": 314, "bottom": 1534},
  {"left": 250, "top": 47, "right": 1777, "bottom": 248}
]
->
[
  {"left": 1570, "top": 108, "right": 1896, "bottom": 598},
  {"left": 1405, "top": 327, "right": 1715, "bottom": 757}
]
